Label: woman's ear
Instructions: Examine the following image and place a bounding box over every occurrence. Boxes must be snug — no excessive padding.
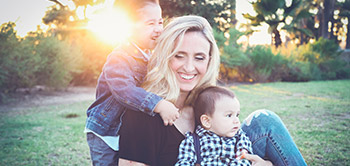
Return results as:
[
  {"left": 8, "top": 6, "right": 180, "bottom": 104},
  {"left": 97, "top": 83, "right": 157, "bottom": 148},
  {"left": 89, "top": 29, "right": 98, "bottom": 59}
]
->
[{"left": 200, "top": 114, "right": 211, "bottom": 129}]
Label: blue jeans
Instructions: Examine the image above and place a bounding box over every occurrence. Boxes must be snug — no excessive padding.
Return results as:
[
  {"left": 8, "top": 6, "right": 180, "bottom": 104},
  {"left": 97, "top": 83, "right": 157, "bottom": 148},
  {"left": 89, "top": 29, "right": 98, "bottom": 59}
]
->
[
  {"left": 87, "top": 133, "right": 119, "bottom": 166},
  {"left": 241, "top": 110, "right": 307, "bottom": 166}
]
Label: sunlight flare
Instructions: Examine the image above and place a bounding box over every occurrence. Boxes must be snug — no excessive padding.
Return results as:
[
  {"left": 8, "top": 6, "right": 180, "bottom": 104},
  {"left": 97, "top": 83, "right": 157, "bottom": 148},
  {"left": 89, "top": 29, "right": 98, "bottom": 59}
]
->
[{"left": 87, "top": 7, "right": 132, "bottom": 45}]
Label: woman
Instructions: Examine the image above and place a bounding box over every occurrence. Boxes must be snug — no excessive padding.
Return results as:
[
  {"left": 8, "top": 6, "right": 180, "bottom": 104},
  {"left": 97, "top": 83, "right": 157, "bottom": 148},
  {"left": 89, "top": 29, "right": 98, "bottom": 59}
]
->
[{"left": 118, "top": 15, "right": 307, "bottom": 166}]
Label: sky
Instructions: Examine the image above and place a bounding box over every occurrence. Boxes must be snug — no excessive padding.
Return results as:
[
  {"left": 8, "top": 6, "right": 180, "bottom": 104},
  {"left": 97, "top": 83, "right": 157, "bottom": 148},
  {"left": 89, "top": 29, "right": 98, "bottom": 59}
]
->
[
  {"left": 0, "top": 0, "right": 271, "bottom": 45},
  {"left": 1, "top": 0, "right": 53, "bottom": 36}
]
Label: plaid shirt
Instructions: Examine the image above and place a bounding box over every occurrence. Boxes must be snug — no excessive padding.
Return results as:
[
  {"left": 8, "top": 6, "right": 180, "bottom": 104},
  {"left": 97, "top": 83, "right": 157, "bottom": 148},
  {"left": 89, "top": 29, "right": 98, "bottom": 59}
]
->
[{"left": 175, "top": 126, "right": 253, "bottom": 166}]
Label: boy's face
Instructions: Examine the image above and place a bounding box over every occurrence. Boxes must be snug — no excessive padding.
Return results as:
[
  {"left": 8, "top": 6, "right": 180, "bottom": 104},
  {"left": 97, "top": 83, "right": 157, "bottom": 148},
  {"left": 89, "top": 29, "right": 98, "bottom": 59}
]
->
[
  {"left": 206, "top": 96, "right": 241, "bottom": 138},
  {"left": 132, "top": 3, "right": 163, "bottom": 50}
]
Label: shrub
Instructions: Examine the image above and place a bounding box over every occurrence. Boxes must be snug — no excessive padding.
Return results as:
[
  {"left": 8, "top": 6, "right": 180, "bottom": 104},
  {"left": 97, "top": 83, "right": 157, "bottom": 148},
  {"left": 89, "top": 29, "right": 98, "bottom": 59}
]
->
[
  {"left": 66, "top": 30, "right": 113, "bottom": 86},
  {"left": 0, "top": 22, "right": 83, "bottom": 93},
  {"left": 215, "top": 28, "right": 249, "bottom": 82},
  {"left": 296, "top": 38, "right": 349, "bottom": 80},
  {"left": 27, "top": 33, "right": 83, "bottom": 87}
]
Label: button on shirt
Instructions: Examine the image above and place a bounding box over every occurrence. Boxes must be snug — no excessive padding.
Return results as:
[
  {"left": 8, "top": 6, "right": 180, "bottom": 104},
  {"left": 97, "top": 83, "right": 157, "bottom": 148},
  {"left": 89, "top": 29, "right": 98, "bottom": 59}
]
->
[{"left": 176, "top": 126, "right": 253, "bottom": 166}]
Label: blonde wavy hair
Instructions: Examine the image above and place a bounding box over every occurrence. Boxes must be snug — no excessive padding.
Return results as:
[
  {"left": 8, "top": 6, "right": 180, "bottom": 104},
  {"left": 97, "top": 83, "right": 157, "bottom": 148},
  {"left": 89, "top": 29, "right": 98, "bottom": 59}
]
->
[{"left": 142, "top": 15, "right": 220, "bottom": 106}]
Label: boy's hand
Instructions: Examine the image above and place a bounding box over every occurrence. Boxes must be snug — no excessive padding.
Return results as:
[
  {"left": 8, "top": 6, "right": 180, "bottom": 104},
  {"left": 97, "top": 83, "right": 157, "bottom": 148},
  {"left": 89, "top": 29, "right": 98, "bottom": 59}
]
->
[{"left": 154, "top": 100, "right": 180, "bottom": 126}]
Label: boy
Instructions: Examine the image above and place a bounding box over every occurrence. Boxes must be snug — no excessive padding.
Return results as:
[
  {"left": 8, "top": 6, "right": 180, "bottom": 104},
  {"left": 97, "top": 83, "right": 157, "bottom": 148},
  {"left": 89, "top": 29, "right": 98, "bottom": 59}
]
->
[
  {"left": 176, "top": 86, "right": 253, "bottom": 166},
  {"left": 85, "top": 0, "right": 179, "bottom": 165}
]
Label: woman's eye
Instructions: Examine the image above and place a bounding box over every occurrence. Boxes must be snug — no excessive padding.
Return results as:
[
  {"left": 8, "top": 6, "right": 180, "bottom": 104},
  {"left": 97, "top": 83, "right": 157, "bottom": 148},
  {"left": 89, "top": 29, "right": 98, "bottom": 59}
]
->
[
  {"left": 174, "top": 54, "right": 184, "bottom": 58},
  {"left": 195, "top": 56, "right": 205, "bottom": 60}
]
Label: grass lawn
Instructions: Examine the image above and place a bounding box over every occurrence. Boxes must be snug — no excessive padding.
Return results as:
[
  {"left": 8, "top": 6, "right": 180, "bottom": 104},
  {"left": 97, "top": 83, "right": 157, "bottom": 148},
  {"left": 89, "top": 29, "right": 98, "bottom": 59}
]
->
[{"left": 0, "top": 80, "right": 349, "bottom": 165}]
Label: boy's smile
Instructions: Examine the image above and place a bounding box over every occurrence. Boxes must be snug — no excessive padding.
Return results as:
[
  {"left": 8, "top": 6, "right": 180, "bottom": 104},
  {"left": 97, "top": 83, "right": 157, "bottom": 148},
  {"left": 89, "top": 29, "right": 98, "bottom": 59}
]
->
[{"left": 131, "top": 3, "right": 163, "bottom": 50}]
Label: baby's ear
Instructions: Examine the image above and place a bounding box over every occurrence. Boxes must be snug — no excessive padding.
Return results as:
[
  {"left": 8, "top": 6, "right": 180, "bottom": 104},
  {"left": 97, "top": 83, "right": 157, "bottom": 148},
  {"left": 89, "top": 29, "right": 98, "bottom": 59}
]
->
[{"left": 200, "top": 114, "right": 211, "bottom": 129}]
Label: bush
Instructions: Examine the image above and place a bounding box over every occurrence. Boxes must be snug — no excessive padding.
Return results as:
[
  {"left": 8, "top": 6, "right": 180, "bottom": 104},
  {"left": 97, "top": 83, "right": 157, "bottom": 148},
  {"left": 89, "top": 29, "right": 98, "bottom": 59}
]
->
[
  {"left": 243, "top": 45, "right": 289, "bottom": 82},
  {"left": 216, "top": 28, "right": 249, "bottom": 82},
  {"left": 216, "top": 28, "right": 289, "bottom": 83},
  {"left": 0, "top": 22, "right": 83, "bottom": 93},
  {"left": 66, "top": 30, "right": 113, "bottom": 86},
  {"left": 294, "top": 38, "right": 349, "bottom": 80}
]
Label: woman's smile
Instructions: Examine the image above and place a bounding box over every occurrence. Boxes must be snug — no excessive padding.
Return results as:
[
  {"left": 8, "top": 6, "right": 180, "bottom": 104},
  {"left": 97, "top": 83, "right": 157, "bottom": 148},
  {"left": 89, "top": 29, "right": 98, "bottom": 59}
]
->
[{"left": 169, "top": 31, "right": 210, "bottom": 92}]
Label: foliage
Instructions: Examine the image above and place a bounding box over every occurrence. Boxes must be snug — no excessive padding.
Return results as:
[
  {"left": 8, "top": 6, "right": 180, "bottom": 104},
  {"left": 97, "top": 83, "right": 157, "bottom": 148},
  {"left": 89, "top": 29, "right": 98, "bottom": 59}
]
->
[
  {"left": 215, "top": 29, "right": 289, "bottom": 83},
  {"left": 243, "top": 45, "right": 289, "bottom": 82},
  {"left": 301, "top": 38, "right": 348, "bottom": 79},
  {"left": 66, "top": 30, "right": 113, "bottom": 85},
  {"left": 243, "top": 0, "right": 309, "bottom": 47},
  {"left": 0, "top": 22, "right": 83, "bottom": 93},
  {"left": 337, "top": 0, "right": 350, "bottom": 48},
  {"left": 279, "top": 38, "right": 350, "bottom": 81},
  {"left": 160, "top": 0, "right": 236, "bottom": 32},
  {"left": 216, "top": 28, "right": 249, "bottom": 81}
]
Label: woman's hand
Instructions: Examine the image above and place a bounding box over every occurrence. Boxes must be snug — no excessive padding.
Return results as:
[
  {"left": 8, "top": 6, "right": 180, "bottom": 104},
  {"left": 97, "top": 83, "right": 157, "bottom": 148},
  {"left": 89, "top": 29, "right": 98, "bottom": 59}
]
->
[{"left": 244, "top": 154, "right": 273, "bottom": 166}]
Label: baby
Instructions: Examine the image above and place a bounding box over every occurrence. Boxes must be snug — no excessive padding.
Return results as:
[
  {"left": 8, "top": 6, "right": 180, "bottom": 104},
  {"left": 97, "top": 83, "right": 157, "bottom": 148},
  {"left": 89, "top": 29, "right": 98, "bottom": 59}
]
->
[{"left": 176, "top": 86, "right": 253, "bottom": 165}]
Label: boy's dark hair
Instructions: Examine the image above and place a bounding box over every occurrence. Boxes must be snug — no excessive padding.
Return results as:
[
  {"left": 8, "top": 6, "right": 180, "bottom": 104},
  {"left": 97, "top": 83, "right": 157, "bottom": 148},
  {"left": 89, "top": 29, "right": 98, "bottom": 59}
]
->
[
  {"left": 114, "top": 0, "right": 159, "bottom": 21},
  {"left": 194, "top": 86, "right": 236, "bottom": 126}
]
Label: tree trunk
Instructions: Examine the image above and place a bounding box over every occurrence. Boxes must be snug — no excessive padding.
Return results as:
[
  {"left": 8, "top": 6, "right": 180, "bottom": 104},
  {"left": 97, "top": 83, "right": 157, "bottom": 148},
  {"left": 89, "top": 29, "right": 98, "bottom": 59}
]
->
[
  {"left": 321, "top": 0, "right": 336, "bottom": 39},
  {"left": 300, "top": 33, "right": 305, "bottom": 45},
  {"left": 316, "top": 5, "right": 323, "bottom": 40},
  {"left": 273, "top": 29, "right": 282, "bottom": 47},
  {"left": 346, "top": 18, "right": 350, "bottom": 49}
]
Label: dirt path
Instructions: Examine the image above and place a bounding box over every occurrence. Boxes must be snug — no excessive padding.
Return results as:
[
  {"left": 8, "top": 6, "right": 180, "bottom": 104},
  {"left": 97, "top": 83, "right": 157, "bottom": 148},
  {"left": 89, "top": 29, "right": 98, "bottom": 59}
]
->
[{"left": 0, "top": 86, "right": 96, "bottom": 112}]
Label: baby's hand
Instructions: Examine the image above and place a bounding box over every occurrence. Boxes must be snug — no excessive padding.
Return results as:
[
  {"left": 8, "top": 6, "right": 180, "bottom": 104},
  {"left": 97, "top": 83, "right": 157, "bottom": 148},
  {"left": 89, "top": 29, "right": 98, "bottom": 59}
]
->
[
  {"left": 236, "top": 149, "right": 248, "bottom": 160},
  {"left": 154, "top": 100, "right": 180, "bottom": 126}
]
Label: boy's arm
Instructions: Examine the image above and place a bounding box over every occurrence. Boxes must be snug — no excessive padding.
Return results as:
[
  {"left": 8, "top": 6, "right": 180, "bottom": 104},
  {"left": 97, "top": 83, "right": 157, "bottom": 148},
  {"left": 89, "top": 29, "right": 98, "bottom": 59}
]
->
[
  {"left": 104, "top": 51, "right": 162, "bottom": 116},
  {"left": 175, "top": 134, "right": 197, "bottom": 166}
]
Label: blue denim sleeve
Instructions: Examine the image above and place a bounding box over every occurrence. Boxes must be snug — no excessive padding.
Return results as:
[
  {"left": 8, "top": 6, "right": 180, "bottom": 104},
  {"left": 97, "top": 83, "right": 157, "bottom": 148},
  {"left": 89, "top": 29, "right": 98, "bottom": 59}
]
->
[{"left": 103, "top": 50, "right": 162, "bottom": 116}]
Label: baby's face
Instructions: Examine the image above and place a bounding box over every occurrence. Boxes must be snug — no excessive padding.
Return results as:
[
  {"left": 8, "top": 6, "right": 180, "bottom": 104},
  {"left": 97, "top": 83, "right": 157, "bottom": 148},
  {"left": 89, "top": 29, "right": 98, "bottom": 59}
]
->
[{"left": 208, "top": 96, "right": 241, "bottom": 137}]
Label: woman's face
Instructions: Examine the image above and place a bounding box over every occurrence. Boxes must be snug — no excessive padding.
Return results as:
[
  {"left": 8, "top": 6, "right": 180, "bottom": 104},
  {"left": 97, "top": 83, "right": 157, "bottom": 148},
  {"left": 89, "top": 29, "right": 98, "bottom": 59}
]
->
[{"left": 169, "top": 32, "right": 210, "bottom": 92}]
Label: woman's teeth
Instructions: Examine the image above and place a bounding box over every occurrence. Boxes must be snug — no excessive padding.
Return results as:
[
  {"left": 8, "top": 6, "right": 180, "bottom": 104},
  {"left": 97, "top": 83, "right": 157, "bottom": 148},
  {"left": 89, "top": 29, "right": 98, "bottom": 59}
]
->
[{"left": 180, "top": 74, "right": 195, "bottom": 80}]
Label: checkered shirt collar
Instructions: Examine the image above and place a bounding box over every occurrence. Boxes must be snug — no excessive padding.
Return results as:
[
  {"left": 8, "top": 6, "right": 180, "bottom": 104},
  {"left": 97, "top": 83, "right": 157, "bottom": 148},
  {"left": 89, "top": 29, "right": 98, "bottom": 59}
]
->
[{"left": 195, "top": 125, "right": 244, "bottom": 140}]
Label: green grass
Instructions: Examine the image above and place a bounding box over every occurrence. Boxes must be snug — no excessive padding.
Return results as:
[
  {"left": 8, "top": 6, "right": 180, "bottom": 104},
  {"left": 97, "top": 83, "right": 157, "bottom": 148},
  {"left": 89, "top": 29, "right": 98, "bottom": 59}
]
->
[
  {"left": 0, "top": 101, "right": 92, "bottom": 165},
  {"left": 231, "top": 80, "right": 350, "bottom": 165},
  {"left": 0, "top": 80, "right": 349, "bottom": 165}
]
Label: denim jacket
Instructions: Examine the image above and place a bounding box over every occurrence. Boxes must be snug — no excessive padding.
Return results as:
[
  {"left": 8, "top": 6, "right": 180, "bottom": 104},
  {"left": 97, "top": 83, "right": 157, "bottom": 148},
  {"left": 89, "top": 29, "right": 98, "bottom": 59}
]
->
[{"left": 85, "top": 43, "right": 162, "bottom": 137}]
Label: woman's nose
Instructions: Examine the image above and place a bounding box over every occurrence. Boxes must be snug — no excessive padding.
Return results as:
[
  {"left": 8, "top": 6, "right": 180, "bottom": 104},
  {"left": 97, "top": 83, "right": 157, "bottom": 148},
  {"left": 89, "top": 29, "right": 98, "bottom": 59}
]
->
[{"left": 183, "top": 58, "right": 195, "bottom": 72}]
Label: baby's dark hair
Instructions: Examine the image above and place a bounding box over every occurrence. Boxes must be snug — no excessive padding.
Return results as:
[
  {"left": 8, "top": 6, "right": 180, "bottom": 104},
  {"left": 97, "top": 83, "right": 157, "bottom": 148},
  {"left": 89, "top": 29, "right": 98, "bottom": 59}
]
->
[
  {"left": 114, "top": 0, "right": 159, "bottom": 21},
  {"left": 194, "top": 86, "right": 236, "bottom": 126}
]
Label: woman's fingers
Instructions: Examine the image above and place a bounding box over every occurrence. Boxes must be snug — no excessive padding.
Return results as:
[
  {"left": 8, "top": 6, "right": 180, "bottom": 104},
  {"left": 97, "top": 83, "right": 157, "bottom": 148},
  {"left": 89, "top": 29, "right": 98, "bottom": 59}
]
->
[
  {"left": 244, "top": 154, "right": 273, "bottom": 166},
  {"left": 243, "top": 153, "right": 259, "bottom": 161}
]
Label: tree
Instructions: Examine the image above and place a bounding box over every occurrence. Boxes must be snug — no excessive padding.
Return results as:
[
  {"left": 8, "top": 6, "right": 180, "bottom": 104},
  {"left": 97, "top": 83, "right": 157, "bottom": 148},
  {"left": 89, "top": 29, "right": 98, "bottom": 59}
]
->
[
  {"left": 282, "top": 0, "right": 314, "bottom": 45},
  {"left": 320, "top": 0, "right": 336, "bottom": 39},
  {"left": 160, "top": 0, "right": 236, "bottom": 32},
  {"left": 243, "top": 0, "right": 305, "bottom": 47},
  {"left": 338, "top": 0, "right": 350, "bottom": 49}
]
